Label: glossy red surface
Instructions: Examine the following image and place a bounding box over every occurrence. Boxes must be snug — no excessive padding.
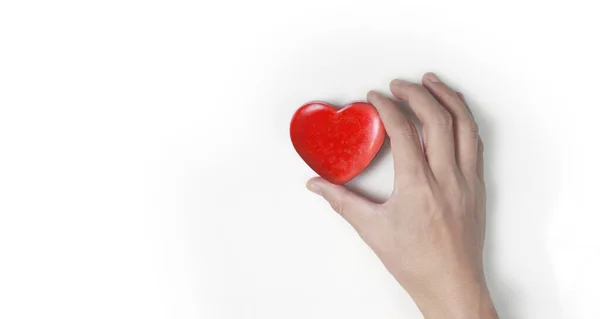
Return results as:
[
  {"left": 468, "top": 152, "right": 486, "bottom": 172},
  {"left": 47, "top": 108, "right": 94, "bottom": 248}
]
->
[{"left": 290, "top": 101, "right": 385, "bottom": 184}]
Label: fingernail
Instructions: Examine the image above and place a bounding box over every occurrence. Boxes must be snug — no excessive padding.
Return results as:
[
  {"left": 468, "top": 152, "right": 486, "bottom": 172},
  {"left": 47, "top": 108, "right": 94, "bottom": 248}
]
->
[
  {"left": 425, "top": 72, "right": 440, "bottom": 83},
  {"left": 306, "top": 180, "right": 322, "bottom": 195}
]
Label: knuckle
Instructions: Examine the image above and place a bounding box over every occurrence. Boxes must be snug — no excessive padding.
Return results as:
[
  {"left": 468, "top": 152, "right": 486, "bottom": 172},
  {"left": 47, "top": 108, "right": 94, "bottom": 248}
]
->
[
  {"left": 465, "top": 119, "right": 479, "bottom": 133},
  {"left": 439, "top": 87, "right": 458, "bottom": 100},
  {"left": 329, "top": 200, "right": 344, "bottom": 215},
  {"left": 459, "top": 118, "right": 479, "bottom": 136},
  {"left": 433, "top": 111, "right": 453, "bottom": 130},
  {"left": 327, "top": 190, "right": 350, "bottom": 215},
  {"left": 392, "top": 120, "right": 419, "bottom": 139},
  {"left": 446, "top": 173, "right": 465, "bottom": 192}
]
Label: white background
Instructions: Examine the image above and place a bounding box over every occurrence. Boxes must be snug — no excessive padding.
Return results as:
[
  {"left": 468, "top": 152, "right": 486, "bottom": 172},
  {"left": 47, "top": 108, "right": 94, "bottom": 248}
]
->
[{"left": 1, "top": 0, "right": 599, "bottom": 318}]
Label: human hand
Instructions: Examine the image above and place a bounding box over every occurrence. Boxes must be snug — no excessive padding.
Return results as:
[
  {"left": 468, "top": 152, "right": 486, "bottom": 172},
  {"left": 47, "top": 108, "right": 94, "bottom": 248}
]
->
[{"left": 306, "top": 73, "right": 498, "bottom": 319}]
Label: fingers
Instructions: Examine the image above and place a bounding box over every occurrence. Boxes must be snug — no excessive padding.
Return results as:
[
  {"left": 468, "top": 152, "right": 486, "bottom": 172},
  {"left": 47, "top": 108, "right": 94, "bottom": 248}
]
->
[
  {"left": 422, "top": 73, "right": 479, "bottom": 179},
  {"left": 390, "top": 79, "right": 456, "bottom": 176},
  {"left": 366, "top": 91, "right": 427, "bottom": 181},
  {"left": 306, "top": 177, "right": 377, "bottom": 229}
]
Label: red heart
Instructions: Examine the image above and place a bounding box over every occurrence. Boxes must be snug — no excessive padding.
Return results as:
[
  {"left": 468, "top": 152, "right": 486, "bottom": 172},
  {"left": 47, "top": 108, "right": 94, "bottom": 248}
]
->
[{"left": 290, "top": 101, "right": 385, "bottom": 184}]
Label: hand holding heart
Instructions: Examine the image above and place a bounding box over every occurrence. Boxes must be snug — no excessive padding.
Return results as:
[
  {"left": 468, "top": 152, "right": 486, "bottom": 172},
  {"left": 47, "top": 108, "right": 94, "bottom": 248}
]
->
[{"left": 294, "top": 73, "right": 498, "bottom": 319}]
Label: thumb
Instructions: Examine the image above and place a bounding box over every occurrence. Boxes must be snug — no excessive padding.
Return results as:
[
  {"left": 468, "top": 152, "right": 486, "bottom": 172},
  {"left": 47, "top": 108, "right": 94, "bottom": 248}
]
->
[{"left": 306, "top": 177, "right": 376, "bottom": 227}]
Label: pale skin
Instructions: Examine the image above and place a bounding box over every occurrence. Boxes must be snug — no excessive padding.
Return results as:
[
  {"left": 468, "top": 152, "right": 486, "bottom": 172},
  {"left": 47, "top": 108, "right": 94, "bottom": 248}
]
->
[{"left": 306, "top": 73, "right": 498, "bottom": 319}]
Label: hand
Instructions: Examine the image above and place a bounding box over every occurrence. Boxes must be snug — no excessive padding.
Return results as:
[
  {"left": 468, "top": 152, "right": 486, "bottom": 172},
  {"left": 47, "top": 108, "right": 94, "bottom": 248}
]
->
[{"left": 306, "top": 73, "right": 498, "bottom": 319}]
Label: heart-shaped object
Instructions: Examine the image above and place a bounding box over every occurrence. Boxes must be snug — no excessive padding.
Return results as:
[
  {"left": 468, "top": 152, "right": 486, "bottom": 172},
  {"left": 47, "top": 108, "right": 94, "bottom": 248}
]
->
[{"left": 290, "top": 101, "right": 385, "bottom": 184}]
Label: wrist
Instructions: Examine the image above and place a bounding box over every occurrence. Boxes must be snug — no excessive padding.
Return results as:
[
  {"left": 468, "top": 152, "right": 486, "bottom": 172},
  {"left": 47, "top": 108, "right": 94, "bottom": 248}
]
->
[{"left": 408, "top": 274, "right": 498, "bottom": 319}]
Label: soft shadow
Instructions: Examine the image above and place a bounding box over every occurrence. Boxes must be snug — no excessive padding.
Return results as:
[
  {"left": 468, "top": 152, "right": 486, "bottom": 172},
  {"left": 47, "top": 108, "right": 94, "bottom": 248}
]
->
[
  {"left": 467, "top": 90, "right": 562, "bottom": 318},
  {"left": 468, "top": 100, "right": 518, "bottom": 319},
  {"left": 347, "top": 136, "right": 392, "bottom": 203}
]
